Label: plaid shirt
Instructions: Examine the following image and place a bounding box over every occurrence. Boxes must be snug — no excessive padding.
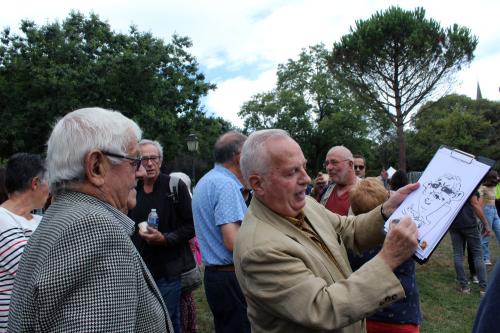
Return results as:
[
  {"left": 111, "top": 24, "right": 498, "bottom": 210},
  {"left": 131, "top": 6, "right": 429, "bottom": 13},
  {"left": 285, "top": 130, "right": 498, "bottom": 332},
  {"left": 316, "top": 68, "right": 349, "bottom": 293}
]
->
[{"left": 8, "top": 191, "right": 172, "bottom": 332}]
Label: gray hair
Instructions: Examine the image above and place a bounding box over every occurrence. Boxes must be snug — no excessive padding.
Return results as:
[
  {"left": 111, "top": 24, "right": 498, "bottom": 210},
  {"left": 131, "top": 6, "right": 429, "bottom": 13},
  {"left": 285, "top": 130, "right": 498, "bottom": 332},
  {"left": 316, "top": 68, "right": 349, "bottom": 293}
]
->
[
  {"left": 139, "top": 139, "right": 164, "bottom": 161},
  {"left": 47, "top": 107, "right": 142, "bottom": 193},
  {"left": 327, "top": 146, "right": 354, "bottom": 161},
  {"left": 240, "top": 129, "right": 290, "bottom": 183}
]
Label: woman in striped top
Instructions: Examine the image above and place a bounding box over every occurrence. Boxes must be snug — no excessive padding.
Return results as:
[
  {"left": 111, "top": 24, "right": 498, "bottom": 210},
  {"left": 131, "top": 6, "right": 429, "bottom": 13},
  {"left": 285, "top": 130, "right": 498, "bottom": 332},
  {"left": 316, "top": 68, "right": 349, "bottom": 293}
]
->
[{"left": 0, "top": 153, "right": 49, "bottom": 332}]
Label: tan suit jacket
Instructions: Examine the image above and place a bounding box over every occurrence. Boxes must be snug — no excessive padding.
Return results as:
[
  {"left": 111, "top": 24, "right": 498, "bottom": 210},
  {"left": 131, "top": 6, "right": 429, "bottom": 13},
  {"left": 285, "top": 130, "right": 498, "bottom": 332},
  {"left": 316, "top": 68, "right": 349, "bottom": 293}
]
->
[{"left": 234, "top": 196, "right": 404, "bottom": 333}]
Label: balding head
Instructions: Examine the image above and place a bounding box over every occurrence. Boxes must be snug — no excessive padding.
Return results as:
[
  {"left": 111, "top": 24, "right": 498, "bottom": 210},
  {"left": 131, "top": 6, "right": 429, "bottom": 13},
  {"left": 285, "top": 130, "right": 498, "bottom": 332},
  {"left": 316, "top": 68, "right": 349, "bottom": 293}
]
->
[
  {"left": 327, "top": 146, "right": 353, "bottom": 160},
  {"left": 214, "top": 131, "right": 247, "bottom": 164},
  {"left": 324, "top": 145, "right": 356, "bottom": 186}
]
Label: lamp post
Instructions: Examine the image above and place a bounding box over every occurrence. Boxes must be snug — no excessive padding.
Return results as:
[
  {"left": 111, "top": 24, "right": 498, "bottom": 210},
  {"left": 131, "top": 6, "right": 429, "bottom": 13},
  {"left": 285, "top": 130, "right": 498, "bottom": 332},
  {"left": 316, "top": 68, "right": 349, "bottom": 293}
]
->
[{"left": 186, "top": 133, "right": 199, "bottom": 187}]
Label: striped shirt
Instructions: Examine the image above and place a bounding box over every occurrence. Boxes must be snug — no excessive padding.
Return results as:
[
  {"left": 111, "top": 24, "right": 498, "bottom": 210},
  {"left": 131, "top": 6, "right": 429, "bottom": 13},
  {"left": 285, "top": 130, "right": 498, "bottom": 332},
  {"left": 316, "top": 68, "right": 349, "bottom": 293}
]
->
[{"left": 0, "top": 207, "right": 41, "bottom": 332}]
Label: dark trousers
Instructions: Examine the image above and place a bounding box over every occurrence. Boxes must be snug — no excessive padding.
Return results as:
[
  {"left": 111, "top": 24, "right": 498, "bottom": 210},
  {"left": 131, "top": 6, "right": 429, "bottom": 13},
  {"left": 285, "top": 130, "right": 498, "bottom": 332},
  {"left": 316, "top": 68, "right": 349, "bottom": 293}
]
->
[
  {"left": 450, "top": 227, "right": 487, "bottom": 289},
  {"left": 204, "top": 270, "right": 250, "bottom": 333}
]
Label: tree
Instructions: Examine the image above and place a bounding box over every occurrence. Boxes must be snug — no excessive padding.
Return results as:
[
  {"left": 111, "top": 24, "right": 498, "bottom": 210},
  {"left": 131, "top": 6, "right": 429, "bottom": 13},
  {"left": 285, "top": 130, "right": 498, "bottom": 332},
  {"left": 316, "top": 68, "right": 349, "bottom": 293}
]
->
[
  {"left": 406, "top": 94, "right": 494, "bottom": 171},
  {"left": 329, "top": 6, "right": 478, "bottom": 170},
  {"left": 239, "top": 44, "right": 371, "bottom": 173},
  {"left": 0, "top": 12, "right": 216, "bottom": 163}
]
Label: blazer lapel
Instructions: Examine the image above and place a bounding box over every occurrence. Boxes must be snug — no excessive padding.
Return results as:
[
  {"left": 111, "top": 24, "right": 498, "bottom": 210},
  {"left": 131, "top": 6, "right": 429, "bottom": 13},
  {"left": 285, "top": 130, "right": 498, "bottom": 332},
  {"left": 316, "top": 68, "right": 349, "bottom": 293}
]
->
[{"left": 250, "top": 198, "right": 350, "bottom": 280}]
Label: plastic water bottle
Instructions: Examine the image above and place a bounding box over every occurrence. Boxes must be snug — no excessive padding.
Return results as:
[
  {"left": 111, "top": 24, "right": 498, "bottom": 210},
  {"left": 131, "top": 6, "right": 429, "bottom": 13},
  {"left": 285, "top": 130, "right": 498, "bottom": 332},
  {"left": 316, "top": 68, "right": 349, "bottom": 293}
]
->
[{"left": 147, "top": 208, "right": 159, "bottom": 230}]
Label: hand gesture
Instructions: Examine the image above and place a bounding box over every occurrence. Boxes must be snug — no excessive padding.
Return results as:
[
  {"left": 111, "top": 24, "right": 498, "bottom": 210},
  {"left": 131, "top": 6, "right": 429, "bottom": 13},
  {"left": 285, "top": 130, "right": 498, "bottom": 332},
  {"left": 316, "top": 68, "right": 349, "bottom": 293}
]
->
[
  {"left": 139, "top": 227, "right": 167, "bottom": 246},
  {"left": 378, "top": 216, "right": 418, "bottom": 270}
]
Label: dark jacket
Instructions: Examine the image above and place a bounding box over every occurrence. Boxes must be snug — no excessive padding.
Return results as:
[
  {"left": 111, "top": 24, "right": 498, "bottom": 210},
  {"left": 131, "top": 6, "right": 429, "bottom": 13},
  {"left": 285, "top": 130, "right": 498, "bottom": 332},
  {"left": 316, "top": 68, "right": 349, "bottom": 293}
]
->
[{"left": 129, "top": 173, "right": 195, "bottom": 279}]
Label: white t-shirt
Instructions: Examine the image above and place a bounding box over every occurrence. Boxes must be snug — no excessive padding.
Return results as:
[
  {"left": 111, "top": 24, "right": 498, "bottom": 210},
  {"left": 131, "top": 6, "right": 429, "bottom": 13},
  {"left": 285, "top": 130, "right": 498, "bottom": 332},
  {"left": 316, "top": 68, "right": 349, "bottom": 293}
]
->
[{"left": 0, "top": 207, "right": 41, "bottom": 331}]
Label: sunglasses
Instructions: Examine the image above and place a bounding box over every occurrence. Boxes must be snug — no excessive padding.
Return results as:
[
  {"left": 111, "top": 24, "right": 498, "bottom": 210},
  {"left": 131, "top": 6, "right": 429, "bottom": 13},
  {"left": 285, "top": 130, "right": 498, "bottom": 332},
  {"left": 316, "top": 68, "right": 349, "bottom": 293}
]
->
[{"left": 354, "top": 165, "right": 365, "bottom": 170}]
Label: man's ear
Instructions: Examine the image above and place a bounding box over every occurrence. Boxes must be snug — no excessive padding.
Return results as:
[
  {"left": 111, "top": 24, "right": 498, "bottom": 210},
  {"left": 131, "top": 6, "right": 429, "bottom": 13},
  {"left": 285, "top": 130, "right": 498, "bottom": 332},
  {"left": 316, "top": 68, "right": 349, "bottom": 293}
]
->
[
  {"left": 248, "top": 175, "right": 264, "bottom": 196},
  {"left": 30, "top": 176, "right": 39, "bottom": 191},
  {"left": 85, "top": 150, "right": 107, "bottom": 187}
]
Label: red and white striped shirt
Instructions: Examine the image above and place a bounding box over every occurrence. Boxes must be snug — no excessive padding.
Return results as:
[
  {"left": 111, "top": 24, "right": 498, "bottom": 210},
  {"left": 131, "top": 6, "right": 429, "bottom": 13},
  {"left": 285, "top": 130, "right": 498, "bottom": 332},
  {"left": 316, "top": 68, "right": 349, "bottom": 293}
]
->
[{"left": 0, "top": 207, "right": 41, "bottom": 332}]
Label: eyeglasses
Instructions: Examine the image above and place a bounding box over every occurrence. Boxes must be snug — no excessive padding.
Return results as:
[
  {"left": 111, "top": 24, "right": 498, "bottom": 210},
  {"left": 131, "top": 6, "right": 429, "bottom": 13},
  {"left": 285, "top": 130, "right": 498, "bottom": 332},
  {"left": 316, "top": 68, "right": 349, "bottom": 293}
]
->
[
  {"left": 102, "top": 151, "right": 142, "bottom": 171},
  {"left": 141, "top": 155, "right": 161, "bottom": 165},
  {"left": 354, "top": 165, "right": 365, "bottom": 170},
  {"left": 323, "top": 158, "right": 350, "bottom": 168}
]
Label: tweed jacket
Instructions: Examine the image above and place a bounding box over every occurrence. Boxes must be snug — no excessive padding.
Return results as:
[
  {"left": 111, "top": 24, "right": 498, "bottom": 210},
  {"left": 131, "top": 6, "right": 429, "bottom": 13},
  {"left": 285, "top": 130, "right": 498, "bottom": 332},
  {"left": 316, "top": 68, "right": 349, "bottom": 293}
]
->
[
  {"left": 8, "top": 191, "right": 172, "bottom": 332},
  {"left": 234, "top": 196, "right": 404, "bottom": 333}
]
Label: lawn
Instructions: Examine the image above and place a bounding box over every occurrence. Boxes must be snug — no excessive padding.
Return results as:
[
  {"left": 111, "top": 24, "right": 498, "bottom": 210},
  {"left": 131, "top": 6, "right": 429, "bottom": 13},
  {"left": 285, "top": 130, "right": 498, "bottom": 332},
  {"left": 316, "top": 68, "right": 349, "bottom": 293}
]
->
[{"left": 192, "top": 234, "right": 499, "bottom": 333}]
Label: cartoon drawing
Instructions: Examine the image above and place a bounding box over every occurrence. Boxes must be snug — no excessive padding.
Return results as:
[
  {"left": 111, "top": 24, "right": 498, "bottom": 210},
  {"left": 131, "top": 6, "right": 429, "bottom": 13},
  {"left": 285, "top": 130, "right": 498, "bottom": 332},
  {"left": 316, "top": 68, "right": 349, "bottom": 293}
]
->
[{"left": 402, "top": 174, "right": 464, "bottom": 228}]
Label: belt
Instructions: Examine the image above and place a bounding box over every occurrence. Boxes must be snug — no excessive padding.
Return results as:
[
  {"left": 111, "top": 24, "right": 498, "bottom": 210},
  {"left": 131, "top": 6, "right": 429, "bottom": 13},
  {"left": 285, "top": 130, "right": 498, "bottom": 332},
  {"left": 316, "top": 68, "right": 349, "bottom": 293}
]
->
[{"left": 205, "top": 264, "right": 235, "bottom": 272}]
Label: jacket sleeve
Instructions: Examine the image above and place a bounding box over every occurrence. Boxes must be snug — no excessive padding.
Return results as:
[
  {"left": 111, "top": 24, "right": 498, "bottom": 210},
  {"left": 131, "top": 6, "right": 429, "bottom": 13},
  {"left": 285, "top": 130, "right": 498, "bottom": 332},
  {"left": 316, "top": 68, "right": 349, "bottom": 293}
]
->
[
  {"left": 163, "top": 179, "right": 195, "bottom": 247},
  {"left": 238, "top": 240, "right": 404, "bottom": 331}
]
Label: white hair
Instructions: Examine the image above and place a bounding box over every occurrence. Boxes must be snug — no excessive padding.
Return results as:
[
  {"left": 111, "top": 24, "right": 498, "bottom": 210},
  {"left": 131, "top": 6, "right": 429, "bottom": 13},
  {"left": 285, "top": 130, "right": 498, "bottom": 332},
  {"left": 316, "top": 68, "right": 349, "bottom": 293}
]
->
[
  {"left": 139, "top": 139, "right": 164, "bottom": 161},
  {"left": 46, "top": 107, "right": 142, "bottom": 192},
  {"left": 240, "top": 129, "right": 290, "bottom": 183}
]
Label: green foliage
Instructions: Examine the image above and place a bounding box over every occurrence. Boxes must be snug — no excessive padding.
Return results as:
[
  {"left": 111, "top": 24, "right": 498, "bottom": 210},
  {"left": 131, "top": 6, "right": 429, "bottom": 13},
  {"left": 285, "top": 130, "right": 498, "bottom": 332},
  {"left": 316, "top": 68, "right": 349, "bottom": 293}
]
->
[
  {"left": 239, "top": 44, "right": 371, "bottom": 173},
  {"left": 0, "top": 12, "right": 219, "bottom": 169},
  {"left": 407, "top": 94, "right": 498, "bottom": 170},
  {"left": 329, "top": 6, "right": 478, "bottom": 169}
]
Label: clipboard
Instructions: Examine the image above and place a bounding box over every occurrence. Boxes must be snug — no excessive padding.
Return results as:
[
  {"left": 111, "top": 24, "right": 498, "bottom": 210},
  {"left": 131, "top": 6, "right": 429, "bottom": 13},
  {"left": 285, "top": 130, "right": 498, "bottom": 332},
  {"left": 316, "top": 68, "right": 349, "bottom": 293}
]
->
[{"left": 384, "top": 145, "right": 495, "bottom": 264}]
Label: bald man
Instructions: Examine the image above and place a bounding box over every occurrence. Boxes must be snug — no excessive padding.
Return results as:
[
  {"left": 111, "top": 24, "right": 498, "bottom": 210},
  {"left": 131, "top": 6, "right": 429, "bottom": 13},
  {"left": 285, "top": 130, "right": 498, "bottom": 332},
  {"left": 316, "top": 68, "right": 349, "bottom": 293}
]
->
[
  {"left": 313, "top": 146, "right": 359, "bottom": 215},
  {"left": 234, "top": 129, "right": 419, "bottom": 333}
]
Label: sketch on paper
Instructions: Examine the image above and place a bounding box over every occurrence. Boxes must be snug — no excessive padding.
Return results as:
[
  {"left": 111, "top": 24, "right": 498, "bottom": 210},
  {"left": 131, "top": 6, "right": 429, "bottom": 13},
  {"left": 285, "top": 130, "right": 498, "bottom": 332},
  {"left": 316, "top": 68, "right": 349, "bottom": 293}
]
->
[{"left": 402, "top": 174, "right": 464, "bottom": 229}]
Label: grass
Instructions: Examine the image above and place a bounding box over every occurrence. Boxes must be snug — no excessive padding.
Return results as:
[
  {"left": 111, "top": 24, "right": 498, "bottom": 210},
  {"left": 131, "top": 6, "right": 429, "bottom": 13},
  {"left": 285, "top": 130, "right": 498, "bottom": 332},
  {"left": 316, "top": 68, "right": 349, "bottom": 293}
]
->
[{"left": 192, "top": 234, "right": 499, "bottom": 333}]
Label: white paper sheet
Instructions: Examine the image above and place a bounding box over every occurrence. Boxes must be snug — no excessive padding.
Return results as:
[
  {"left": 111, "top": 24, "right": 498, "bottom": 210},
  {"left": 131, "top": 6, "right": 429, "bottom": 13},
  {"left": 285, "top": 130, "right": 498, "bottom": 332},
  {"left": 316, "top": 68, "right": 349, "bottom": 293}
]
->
[{"left": 384, "top": 147, "right": 492, "bottom": 262}]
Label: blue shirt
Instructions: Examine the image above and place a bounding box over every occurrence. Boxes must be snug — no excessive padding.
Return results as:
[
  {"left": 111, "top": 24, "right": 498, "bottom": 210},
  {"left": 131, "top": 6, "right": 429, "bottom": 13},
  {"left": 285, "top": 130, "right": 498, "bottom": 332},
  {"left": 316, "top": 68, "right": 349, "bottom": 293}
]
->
[{"left": 192, "top": 164, "right": 247, "bottom": 266}]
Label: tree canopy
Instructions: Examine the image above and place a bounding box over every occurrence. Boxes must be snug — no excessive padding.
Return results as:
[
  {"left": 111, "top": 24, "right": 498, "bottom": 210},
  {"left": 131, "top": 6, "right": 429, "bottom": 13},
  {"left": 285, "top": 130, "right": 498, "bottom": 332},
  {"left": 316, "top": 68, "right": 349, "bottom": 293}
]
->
[
  {"left": 238, "top": 44, "right": 373, "bottom": 173},
  {"left": 0, "top": 12, "right": 228, "bottom": 177},
  {"left": 329, "top": 6, "right": 478, "bottom": 169},
  {"left": 407, "top": 94, "right": 499, "bottom": 170}
]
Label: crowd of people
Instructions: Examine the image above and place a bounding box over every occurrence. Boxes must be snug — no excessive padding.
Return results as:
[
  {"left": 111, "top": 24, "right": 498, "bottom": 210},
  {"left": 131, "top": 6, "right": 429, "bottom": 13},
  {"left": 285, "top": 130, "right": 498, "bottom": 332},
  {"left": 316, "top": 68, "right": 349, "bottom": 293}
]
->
[{"left": 0, "top": 106, "right": 499, "bottom": 332}]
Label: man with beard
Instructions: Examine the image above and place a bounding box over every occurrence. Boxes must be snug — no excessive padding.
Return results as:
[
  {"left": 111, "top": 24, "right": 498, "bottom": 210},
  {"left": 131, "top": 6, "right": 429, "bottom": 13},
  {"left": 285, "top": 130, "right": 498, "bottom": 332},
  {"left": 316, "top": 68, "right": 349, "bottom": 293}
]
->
[{"left": 313, "top": 146, "right": 359, "bottom": 215}]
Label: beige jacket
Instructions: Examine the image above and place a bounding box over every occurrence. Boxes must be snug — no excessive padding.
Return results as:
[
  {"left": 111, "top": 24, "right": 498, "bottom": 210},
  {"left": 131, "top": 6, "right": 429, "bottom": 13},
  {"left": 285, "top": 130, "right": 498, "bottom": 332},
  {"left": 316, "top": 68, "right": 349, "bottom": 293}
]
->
[{"left": 234, "top": 196, "right": 404, "bottom": 333}]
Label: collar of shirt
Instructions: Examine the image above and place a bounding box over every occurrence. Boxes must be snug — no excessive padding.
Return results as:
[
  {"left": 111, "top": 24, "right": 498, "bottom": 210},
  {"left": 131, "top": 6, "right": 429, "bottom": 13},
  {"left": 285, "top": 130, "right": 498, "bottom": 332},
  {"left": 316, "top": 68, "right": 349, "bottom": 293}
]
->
[{"left": 284, "top": 211, "right": 306, "bottom": 228}]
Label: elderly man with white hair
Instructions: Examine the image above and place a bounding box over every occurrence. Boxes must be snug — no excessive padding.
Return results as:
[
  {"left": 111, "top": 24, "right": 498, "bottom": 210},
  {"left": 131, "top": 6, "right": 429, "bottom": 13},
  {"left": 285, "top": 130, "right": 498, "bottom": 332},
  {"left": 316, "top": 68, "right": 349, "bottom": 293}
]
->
[
  {"left": 234, "top": 129, "right": 419, "bottom": 333},
  {"left": 8, "top": 107, "right": 173, "bottom": 332}
]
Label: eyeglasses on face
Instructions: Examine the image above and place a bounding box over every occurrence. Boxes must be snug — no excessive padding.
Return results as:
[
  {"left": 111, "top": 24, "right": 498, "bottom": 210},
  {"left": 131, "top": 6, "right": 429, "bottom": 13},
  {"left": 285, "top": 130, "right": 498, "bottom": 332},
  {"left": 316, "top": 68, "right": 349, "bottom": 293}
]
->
[
  {"left": 323, "top": 158, "right": 350, "bottom": 168},
  {"left": 141, "top": 156, "right": 160, "bottom": 165},
  {"left": 102, "top": 151, "right": 142, "bottom": 171},
  {"left": 354, "top": 165, "right": 365, "bottom": 170}
]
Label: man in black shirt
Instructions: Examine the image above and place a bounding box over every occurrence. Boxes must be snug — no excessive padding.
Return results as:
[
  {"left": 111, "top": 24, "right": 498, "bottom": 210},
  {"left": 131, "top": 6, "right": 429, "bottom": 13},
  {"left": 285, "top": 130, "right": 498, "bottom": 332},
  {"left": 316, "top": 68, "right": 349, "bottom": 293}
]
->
[{"left": 129, "top": 139, "right": 195, "bottom": 333}]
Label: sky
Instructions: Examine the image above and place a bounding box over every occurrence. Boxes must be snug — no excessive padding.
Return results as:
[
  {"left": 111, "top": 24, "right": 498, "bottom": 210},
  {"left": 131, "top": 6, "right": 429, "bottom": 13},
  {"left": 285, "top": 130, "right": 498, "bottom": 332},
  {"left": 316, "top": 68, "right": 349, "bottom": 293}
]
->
[{"left": 2, "top": 0, "right": 499, "bottom": 127}]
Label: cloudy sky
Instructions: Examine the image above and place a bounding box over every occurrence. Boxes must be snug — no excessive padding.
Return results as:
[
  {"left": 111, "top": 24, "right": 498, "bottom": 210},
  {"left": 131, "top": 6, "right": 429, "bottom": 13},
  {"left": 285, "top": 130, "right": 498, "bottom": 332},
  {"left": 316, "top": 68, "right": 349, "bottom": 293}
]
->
[{"left": 2, "top": 0, "right": 499, "bottom": 127}]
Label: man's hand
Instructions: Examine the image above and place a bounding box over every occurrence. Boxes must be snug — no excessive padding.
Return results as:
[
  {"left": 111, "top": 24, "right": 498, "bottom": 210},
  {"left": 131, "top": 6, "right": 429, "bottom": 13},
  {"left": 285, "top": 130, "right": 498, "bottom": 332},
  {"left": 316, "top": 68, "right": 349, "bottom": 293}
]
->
[
  {"left": 139, "top": 228, "right": 167, "bottom": 246},
  {"left": 378, "top": 216, "right": 418, "bottom": 270},
  {"left": 312, "top": 173, "right": 328, "bottom": 199},
  {"left": 483, "top": 226, "right": 492, "bottom": 237},
  {"left": 381, "top": 182, "right": 420, "bottom": 217}
]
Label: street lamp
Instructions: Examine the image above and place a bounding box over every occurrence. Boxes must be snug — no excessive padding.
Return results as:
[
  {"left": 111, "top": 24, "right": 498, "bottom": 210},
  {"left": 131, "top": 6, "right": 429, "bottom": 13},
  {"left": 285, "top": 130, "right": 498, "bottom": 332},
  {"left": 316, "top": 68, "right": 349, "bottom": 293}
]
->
[{"left": 186, "top": 133, "right": 199, "bottom": 187}]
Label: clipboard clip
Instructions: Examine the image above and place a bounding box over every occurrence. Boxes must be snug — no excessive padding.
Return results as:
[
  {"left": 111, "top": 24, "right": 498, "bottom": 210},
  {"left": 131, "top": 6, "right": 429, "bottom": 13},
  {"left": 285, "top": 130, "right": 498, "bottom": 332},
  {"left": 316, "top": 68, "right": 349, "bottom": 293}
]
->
[{"left": 450, "top": 148, "right": 475, "bottom": 164}]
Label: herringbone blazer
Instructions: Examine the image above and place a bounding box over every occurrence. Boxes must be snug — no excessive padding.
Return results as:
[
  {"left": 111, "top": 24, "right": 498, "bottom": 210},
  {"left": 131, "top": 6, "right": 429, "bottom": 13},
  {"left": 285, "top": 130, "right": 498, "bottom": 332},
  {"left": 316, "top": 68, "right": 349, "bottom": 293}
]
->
[{"left": 8, "top": 191, "right": 172, "bottom": 332}]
